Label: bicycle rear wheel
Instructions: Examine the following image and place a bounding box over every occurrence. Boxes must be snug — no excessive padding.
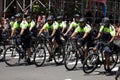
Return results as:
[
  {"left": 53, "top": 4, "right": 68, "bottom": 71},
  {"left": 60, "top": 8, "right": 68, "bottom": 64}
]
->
[
  {"left": 104, "top": 52, "right": 118, "bottom": 71},
  {"left": 53, "top": 46, "right": 65, "bottom": 65},
  {"left": 4, "top": 46, "right": 20, "bottom": 66},
  {"left": 0, "top": 49, "right": 4, "bottom": 60},
  {"left": 83, "top": 53, "right": 98, "bottom": 74},
  {"left": 64, "top": 50, "right": 78, "bottom": 71},
  {"left": 0, "top": 44, "right": 6, "bottom": 61},
  {"left": 33, "top": 46, "right": 46, "bottom": 67},
  {"left": 115, "top": 66, "right": 120, "bottom": 80}
]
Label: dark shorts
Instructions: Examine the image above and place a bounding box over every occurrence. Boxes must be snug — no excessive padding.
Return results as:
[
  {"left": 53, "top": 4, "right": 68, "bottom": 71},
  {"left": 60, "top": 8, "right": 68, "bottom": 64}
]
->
[
  {"left": 54, "top": 32, "right": 63, "bottom": 45},
  {"left": 79, "top": 39, "right": 94, "bottom": 48},
  {"left": 0, "top": 36, "right": 3, "bottom": 42},
  {"left": 21, "top": 35, "right": 31, "bottom": 50}
]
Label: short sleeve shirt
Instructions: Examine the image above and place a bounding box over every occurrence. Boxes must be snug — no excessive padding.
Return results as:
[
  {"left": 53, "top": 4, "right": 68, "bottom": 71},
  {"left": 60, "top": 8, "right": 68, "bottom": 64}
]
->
[
  {"left": 30, "top": 20, "right": 36, "bottom": 28},
  {"left": 42, "top": 22, "right": 58, "bottom": 30},
  {"left": 57, "top": 21, "right": 67, "bottom": 28},
  {"left": 10, "top": 21, "right": 14, "bottom": 27},
  {"left": 12, "top": 21, "right": 20, "bottom": 30},
  {"left": 20, "top": 20, "right": 28, "bottom": 29},
  {"left": 99, "top": 25, "right": 116, "bottom": 37},
  {"left": 75, "top": 24, "right": 91, "bottom": 33},
  {"left": 69, "top": 21, "right": 79, "bottom": 28}
]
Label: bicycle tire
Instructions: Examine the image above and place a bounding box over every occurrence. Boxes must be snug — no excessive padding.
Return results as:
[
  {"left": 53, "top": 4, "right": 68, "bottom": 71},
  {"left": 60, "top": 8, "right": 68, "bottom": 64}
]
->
[
  {"left": 0, "top": 44, "right": 7, "bottom": 61},
  {"left": 53, "top": 46, "right": 65, "bottom": 65},
  {"left": 0, "top": 49, "right": 4, "bottom": 60},
  {"left": 4, "top": 46, "right": 20, "bottom": 66},
  {"left": 33, "top": 46, "right": 46, "bottom": 67},
  {"left": 83, "top": 53, "right": 98, "bottom": 74},
  {"left": 104, "top": 51, "right": 118, "bottom": 71},
  {"left": 64, "top": 50, "right": 78, "bottom": 71}
]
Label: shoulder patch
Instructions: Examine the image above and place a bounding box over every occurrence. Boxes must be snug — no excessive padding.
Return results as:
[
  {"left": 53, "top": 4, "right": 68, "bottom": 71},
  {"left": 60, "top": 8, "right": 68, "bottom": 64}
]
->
[{"left": 110, "top": 25, "right": 115, "bottom": 31}]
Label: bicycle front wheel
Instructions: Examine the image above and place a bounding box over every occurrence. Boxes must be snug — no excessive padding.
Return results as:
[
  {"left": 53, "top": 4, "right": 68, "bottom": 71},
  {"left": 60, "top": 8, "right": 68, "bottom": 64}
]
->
[
  {"left": 4, "top": 46, "right": 20, "bottom": 66},
  {"left": 83, "top": 53, "right": 98, "bottom": 74},
  {"left": 64, "top": 50, "right": 78, "bottom": 71},
  {"left": 33, "top": 46, "right": 46, "bottom": 67}
]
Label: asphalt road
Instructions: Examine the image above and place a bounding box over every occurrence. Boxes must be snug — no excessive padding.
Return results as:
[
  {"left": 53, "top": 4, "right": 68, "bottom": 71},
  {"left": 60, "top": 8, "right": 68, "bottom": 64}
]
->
[
  {"left": 0, "top": 39, "right": 120, "bottom": 80},
  {"left": 0, "top": 59, "right": 119, "bottom": 80}
]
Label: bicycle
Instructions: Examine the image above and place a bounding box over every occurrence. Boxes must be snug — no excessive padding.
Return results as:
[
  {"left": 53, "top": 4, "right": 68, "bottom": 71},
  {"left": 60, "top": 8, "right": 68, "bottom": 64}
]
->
[
  {"left": 64, "top": 38, "right": 84, "bottom": 71},
  {"left": 4, "top": 36, "right": 27, "bottom": 66},
  {"left": 33, "top": 34, "right": 65, "bottom": 67},
  {"left": 82, "top": 41, "right": 118, "bottom": 74},
  {"left": 0, "top": 29, "right": 11, "bottom": 61},
  {"left": 115, "top": 66, "right": 120, "bottom": 80}
]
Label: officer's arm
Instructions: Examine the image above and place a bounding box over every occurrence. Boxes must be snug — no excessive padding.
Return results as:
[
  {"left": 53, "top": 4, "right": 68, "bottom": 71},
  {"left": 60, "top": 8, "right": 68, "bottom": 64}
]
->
[
  {"left": 110, "top": 26, "right": 116, "bottom": 43},
  {"left": 51, "top": 22, "right": 58, "bottom": 36},
  {"left": 117, "top": 28, "right": 120, "bottom": 36},
  {"left": 64, "top": 26, "right": 72, "bottom": 36},
  {"left": 20, "top": 22, "right": 27, "bottom": 35},
  {"left": 29, "top": 21, "right": 35, "bottom": 31},
  {"left": 11, "top": 23, "right": 16, "bottom": 37},
  {"left": 96, "top": 26, "right": 103, "bottom": 39},
  {"left": 39, "top": 23, "right": 46, "bottom": 34},
  {"left": 39, "top": 27, "right": 44, "bottom": 34},
  {"left": 71, "top": 26, "right": 79, "bottom": 38},
  {"left": 62, "top": 27, "right": 65, "bottom": 33},
  {"left": 51, "top": 29, "right": 57, "bottom": 37},
  {"left": 20, "top": 28, "right": 25, "bottom": 35},
  {"left": 71, "top": 31, "right": 77, "bottom": 38},
  {"left": 62, "top": 22, "right": 67, "bottom": 33},
  {"left": 83, "top": 25, "right": 91, "bottom": 39},
  {"left": 29, "top": 26, "right": 32, "bottom": 31},
  {"left": 64, "top": 22, "right": 74, "bottom": 36},
  {"left": 11, "top": 29, "right": 15, "bottom": 37},
  {"left": 82, "top": 32, "right": 89, "bottom": 39},
  {"left": 110, "top": 36, "right": 115, "bottom": 43},
  {"left": 96, "top": 32, "right": 101, "bottom": 39}
]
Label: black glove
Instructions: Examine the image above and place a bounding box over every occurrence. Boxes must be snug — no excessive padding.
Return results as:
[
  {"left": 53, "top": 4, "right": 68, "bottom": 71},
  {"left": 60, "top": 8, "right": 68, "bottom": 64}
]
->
[
  {"left": 48, "top": 36, "right": 53, "bottom": 40},
  {"left": 64, "top": 35, "right": 69, "bottom": 41},
  {"left": 30, "top": 32, "right": 33, "bottom": 36},
  {"left": 18, "top": 35, "right": 21, "bottom": 38},
  {"left": 106, "top": 42, "right": 111, "bottom": 46},
  {"left": 68, "top": 37, "right": 72, "bottom": 40},
  {"left": 94, "top": 37, "right": 99, "bottom": 40},
  {"left": 11, "top": 35, "right": 15, "bottom": 39},
  {"left": 60, "top": 32, "right": 64, "bottom": 36},
  {"left": 37, "top": 34, "right": 40, "bottom": 37},
  {"left": 79, "top": 38, "right": 84, "bottom": 42}
]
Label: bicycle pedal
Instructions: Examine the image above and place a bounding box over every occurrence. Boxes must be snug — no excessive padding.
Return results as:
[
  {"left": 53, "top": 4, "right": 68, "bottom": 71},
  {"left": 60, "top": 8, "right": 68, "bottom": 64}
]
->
[
  {"left": 46, "top": 58, "right": 52, "bottom": 62},
  {"left": 0, "top": 58, "right": 4, "bottom": 62},
  {"left": 115, "top": 76, "right": 118, "bottom": 80},
  {"left": 20, "top": 54, "right": 25, "bottom": 59},
  {"left": 0, "top": 49, "right": 3, "bottom": 53}
]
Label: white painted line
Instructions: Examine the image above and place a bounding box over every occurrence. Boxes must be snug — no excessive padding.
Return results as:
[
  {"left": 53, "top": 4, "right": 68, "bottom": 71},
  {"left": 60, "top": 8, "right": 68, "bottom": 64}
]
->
[
  {"left": 67, "top": 61, "right": 81, "bottom": 65},
  {"left": 112, "top": 67, "right": 118, "bottom": 71},
  {"left": 65, "top": 79, "right": 72, "bottom": 80},
  {"left": 0, "top": 55, "right": 3, "bottom": 57},
  {"left": 31, "top": 56, "right": 49, "bottom": 61}
]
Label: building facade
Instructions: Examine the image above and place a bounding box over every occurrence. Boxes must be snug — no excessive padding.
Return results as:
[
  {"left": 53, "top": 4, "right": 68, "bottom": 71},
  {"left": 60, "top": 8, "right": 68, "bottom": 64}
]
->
[
  {"left": 0, "top": 0, "right": 3, "bottom": 18},
  {"left": 0, "top": 0, "right": 120, "bottom": 23}
]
